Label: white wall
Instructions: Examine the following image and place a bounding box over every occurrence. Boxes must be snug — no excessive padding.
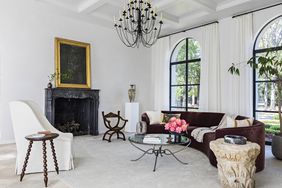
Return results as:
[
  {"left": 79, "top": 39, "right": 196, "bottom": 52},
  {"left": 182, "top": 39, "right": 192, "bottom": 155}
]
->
[{"left": 0, "top": 0, "right": 152, "bottom": 144}]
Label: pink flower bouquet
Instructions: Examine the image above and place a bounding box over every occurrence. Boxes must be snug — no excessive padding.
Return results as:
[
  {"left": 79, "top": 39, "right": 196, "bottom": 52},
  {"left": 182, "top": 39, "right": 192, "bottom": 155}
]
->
[{"left": 164, "top": 117, "right": 189, "bottom": 133}]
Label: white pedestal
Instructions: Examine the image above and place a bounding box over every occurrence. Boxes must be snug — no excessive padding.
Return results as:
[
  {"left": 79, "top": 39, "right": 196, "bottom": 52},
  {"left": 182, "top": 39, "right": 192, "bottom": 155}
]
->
[{"left": 125, "top": 102, "right": 139, "bottom": 132}]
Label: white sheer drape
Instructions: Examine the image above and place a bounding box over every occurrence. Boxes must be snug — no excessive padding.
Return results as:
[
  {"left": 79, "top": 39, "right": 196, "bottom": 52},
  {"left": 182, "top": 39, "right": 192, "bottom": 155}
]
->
[
  {"left": 199, "top": 23, "right": 221, "bottom": 112},
  {"left": 151, "top": 37, "right": 171, "bottom": 111},
  {"left": 230, "top": 14, "right": 253, "bottom": 116}
]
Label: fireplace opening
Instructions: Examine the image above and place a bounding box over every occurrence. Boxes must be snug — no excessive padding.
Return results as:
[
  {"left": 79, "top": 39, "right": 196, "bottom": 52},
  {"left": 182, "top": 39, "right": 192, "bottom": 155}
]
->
[{"left": 55, "top": 98, "right": 90, "bottom": 136}]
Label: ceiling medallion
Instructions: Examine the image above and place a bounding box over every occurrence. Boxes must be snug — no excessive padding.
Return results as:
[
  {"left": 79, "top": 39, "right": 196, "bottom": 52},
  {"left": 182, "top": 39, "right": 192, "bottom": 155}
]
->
[{"left": 114, "top": 0, "right": 163, "bottom": 48}]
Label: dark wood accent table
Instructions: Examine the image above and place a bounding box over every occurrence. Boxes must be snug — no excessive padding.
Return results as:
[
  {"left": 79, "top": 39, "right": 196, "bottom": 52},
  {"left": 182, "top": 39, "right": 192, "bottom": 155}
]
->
[{"left": 20, "top": 133, "right": 59, "bottom": 187}]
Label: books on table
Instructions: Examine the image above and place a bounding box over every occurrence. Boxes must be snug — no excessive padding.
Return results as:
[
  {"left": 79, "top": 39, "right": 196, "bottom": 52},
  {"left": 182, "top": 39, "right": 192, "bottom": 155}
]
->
[
  {"left": 143, "top": 134, "right": 162, "bottom": 144},
  {"left": 29, "top": 133, "right": 45, "bottom": 138}
]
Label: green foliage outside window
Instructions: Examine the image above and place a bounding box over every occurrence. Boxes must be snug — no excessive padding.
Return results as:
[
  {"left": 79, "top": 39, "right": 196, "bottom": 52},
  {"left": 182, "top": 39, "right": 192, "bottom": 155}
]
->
[{"left": 171, "top": 38, "right": 201, "bottom": 109}]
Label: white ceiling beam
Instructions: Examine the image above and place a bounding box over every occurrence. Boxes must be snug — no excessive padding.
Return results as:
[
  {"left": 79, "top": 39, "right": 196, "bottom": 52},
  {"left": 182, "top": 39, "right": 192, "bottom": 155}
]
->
[
  {"left": 181, "top": 0, "right": 217, "bottom": 12},
  {"left": 161, "top": 12, "right": 180, "bottom": 26},
  {"left": 91, "top": 12, "right": 114, "bottom": 23},
  {"left": 180, "top": 10, "right": 209, "bottom": 22},
  {"left": 78, "top": 0, "right": 110, "bottom": 14},
  {"left": 154, "top": 0, "right": 178, "bottom": 11},
  {"left": 39, "top": 0, "right": 77, "bottom": 11},
  {"left": 107, "top": 0, "right": 124, "bottom": 8},
  {"left": 216, "top": 0, "right": 252, "bottom": 11}
]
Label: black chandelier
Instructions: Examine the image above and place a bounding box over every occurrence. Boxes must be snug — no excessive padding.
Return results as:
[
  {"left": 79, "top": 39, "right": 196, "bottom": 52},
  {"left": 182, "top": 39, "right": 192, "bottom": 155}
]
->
[{"left": 114, "top": 0, "right": 163, "bottom": 48}]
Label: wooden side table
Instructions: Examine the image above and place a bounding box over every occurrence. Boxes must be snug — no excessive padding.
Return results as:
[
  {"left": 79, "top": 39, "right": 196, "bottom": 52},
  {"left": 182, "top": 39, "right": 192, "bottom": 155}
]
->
[
  {"left": 210, "top": 138, "right": 260, "bottom": 188},
  {"left": 20, "top": 133, "right": 59, "bottom": 187}
]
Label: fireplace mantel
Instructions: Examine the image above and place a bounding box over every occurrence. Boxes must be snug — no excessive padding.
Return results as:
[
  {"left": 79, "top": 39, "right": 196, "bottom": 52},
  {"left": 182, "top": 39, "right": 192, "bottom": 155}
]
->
[{"left": 45, "top": 88, "right": 99, "bottom": 135}]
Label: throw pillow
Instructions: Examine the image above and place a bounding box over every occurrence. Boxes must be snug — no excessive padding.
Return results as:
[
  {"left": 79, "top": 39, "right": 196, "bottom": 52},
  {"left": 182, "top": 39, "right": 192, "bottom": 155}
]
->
[
  {"left": 162, "top": 113, "right": 181, "bottom": 123},
  {"left": 145, "top": 111, "right": 163, "bottom": 124},
  {"left": 226, "top": 116, "right": 254, "bottom": 128},
  {"left": 217, "top": 114, "right": 227, "bottom": 129}
]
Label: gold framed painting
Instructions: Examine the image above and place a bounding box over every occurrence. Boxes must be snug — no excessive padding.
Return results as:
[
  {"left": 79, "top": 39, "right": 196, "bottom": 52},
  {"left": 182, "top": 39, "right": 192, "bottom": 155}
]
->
[{"left": 55, "top": 37, "right": 91, "bottom": 88}]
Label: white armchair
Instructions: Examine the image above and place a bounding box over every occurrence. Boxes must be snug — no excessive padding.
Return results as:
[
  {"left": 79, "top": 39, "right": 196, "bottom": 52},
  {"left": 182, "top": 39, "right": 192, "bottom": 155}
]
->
[{"left": 9, "top": 100, "right": 74, "bottom": 175}]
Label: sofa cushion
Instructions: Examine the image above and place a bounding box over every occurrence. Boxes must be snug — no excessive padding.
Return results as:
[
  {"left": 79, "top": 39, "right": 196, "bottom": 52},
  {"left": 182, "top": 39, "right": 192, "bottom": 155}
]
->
[
  {"left": 226, "top": 116, "right": 254, "bottom": 128},
  {"left": 145, "top": 111, "right": 163, "bottom": 124},
  {"left": 162, "top": 113, "right": 181, "bottom": 123}
]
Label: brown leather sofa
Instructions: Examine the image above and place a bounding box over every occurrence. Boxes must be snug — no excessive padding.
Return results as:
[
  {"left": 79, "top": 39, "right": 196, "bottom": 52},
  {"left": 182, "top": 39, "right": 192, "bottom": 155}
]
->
[{"left": 141, "top": 111, "right": 265, "bottom": 172}]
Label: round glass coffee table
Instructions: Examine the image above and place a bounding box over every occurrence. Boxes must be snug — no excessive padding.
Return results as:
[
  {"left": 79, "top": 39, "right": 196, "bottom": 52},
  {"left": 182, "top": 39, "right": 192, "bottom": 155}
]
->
[{"left": 128, "top": 134, "right": 191, "bottom": 172}]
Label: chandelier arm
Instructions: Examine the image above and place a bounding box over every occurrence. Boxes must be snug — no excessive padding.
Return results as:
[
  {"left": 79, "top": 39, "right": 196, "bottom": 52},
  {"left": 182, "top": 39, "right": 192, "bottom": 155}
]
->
[
  {"left": 116, "top": 27, "right": 133, "bottom": 47},
  {"left": 146, "top": 18, "right": 155, "bottom": 33},
  {"left": 121, "top": 18, "right": 137, "bottom": 46},
  {"left": 129, "top": 15, "right": 138, "bottom": 33},
  {"left": 142, "top": 19, "right": 155, "bottom": 34},
  {"left": 124, "top": 28, "right": 137, "bottom": 46},
  {"left": 144, "top": 28, "right": 155, "bottom": 45},
  {"left": 149, "top": 24, "right": 162, "bottom": 46}
]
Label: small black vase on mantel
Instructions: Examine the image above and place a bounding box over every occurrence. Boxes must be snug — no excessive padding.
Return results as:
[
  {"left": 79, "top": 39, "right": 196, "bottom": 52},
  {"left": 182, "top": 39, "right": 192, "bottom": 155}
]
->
[{"left": 47, "top": 82, "right": 52, "bottom": 88}]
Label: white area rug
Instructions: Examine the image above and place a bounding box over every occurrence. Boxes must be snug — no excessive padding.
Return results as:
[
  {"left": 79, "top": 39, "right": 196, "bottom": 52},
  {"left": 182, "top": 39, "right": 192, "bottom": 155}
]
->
[{"left": 1, "top": 135, "right": 282, "bottom": 188}]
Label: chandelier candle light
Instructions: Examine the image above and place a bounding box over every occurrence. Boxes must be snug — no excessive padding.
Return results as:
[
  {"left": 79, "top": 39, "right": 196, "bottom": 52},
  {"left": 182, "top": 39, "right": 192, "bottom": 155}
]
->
[{"left": 114, "top": 0, "right": 163, "bottom": 48}]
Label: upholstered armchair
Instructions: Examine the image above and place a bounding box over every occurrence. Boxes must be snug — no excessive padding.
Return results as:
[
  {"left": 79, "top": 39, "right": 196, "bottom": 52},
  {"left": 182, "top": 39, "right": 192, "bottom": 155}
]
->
[{"left": 9, "top": 100, "right": 74, "bottom": 175}]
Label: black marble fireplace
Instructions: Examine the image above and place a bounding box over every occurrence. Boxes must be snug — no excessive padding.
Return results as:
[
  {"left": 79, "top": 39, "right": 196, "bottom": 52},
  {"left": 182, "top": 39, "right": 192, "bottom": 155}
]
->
[{"left": 45, "top": 88, "right": 99, "bottom": 136}]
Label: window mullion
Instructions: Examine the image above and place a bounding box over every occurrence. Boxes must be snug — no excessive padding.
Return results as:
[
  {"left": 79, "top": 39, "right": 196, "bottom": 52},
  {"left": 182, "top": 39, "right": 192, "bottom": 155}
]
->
[{"left": 186, "top": 38, "right": 189, "bottom": 112}]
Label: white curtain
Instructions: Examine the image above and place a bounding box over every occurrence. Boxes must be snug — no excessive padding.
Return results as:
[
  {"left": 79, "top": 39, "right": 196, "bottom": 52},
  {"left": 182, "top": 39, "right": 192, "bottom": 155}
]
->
[
  {"left": 199, "top": 23, "right": 221, "bottom": 112},
  {"left": 230, "top": 14, "right": 254, "bottom": 116},
  {"left": 151, "top": 37, "right": 171, "bottom": 111}
]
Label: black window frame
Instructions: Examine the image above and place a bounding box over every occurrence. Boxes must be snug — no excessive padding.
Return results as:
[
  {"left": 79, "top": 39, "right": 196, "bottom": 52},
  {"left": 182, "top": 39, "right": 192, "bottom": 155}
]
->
[
  {"left": 169, "top": 38, "right": 201, "bottom": 111},
  {"left": 253, "top": 15, "right": 282, "bottom": 129}
]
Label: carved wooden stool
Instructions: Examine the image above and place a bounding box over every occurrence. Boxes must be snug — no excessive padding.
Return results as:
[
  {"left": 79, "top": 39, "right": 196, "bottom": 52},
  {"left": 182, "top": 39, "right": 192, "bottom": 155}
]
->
[
  {"left": 210, "top": 138, "right": 260, "bottom": 188},
  {"left": 20, "top": 133, "right": 59, "bottom": 187}
]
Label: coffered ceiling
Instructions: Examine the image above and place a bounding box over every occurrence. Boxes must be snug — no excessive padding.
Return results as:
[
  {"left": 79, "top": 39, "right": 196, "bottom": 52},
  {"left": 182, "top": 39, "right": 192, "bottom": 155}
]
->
[{"left": 37, "top": 0, "right": 282, "bottom": 36}]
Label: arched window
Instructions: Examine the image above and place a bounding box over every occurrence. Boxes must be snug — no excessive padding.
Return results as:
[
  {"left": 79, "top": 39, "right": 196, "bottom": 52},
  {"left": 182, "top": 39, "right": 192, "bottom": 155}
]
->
[
  {"left": 253, "top": 15, "right": 282, "bottom": 141},
  {"left": 169, "top": 38, "right": 201, "bottom": 111}
]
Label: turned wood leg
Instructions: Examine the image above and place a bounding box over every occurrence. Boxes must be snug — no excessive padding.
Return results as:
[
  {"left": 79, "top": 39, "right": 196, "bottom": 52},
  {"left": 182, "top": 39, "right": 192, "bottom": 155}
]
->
[
  {"left": 20, "top": 141, "right": 33, "bottom": 181},
  {"left": 50, "top": 140, "right": 59, "bottom": 174},
  {"left": 42, "top": 141, "right": 48, "bottom": 187}
]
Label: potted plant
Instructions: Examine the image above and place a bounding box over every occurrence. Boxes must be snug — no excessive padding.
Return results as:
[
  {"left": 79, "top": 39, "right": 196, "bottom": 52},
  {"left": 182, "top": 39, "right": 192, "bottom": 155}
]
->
[
  {"left": 47, "top": 73, "right": 56, "bottom": 88},
  {"left": 229, "top": 51, "right": 282, "bottom": 159}
]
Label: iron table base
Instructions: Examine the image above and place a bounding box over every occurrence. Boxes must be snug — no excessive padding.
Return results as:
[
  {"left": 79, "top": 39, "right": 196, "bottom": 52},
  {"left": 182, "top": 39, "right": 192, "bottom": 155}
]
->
[{"left": 129, "top": 141, "right": 189, "bottom": 172}]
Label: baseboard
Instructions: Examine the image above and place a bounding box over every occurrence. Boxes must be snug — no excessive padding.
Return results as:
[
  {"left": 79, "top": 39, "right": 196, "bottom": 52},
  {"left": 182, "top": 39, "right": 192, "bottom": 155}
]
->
[{"left": 0, "top": 139, "right": 15, "bottom": 145}]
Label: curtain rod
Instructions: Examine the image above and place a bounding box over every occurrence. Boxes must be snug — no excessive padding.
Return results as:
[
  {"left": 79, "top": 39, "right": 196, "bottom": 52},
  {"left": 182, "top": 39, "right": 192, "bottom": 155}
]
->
[
  {"left": 232, "top": 2, "right": 282, "bottom": 18},
  {"left": 158, "top": 21, "right": 218, "bottom": 39}
]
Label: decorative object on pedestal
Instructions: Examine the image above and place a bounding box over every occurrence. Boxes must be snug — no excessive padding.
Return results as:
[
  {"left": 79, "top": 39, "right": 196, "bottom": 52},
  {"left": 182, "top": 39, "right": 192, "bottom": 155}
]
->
[
  {"left": 136, "top": 121, "right": 147, "bottom": 135},
  {"left": 114, "top": 0, "right": 163, "bottom": 48},
  {"left": 164, "top": 117, "right": 189, "bottom": 143},
  {"left": 128, "top": 84, "right": 136, "bottom": 102},
  {"left": 210, "top": 138, "right": 260, "bottom": 188},
  {"left": 224, "top": 135, "right": 247, "bottom": 145},
  {"left": 55, "top": 38, "right": 91, "bottom": 89}
]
